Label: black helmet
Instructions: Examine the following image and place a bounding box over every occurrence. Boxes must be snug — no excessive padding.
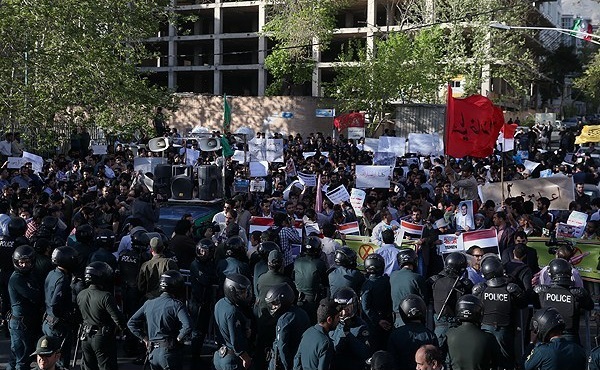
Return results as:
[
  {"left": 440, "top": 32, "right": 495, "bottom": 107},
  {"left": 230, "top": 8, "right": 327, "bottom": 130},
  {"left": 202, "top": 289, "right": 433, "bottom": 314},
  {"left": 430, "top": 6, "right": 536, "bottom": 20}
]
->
[
  {"left": 84, "top": 261, "right": 113, "bottom": 289},
  {"left": 225, "top": 236, "right": 245, "bottom": 258},
  {"left": 39, "top": 216, "right": 59, "bottom": 235},
  {"left": 258, "top": 241, "right": 280, "bottom": 260},
  {"left": 302, "top": 236, "right": 322, "bottom": 257},
  {"left": 12, "top": 245, "right": 35, "bottom": 273},
  {"left": 196, "top": 238, "right": 215, "bottom": 261},
  {"left": 265, "top": 282, "right": 295, "bottom": 317},
  {"left": 334, "top": 247, "right": 357, "bottom": 268},
  {"left": 333, "top": 287, "right": 359, "bottom": 322},
  {"left": 95, "top": 229, "right": 116, "bottom": 252},
  {"left": 159, "top": 270, "right": 185, "bottom": 298},
  {"left": 76, "top": 224, "right": 95, "bottom": 244},
  {"left": 396, "top": 248, "right": 418, "bottom": 268},
  {"left": 531, "top": 307, "right": 565, "bottom": 342},
  {"left": 223, "top": 273, "right": 252, "bottom": 307},
  {"left": 481, "top": 255, "right": 504, "bottom": 280},
  {"left": 8, "top": 217, "right": 27, "bottom": 238},
  {"left": 548, "top": 258, "right": 572, "bottom": 287},
  {"left": 51, "top": 246, "right": 79, "bottom": 273},
  {"left": 399, "top": 294, "right": 427, "bottom": 322},
  {"left": 364, "top": 253, "right": 385, "bottom": 276},
  {"left": 130, "top": 227, "right": 149, "bottom": 248},
  {"left": 455, "top": 294, "right": 484, "bottom": 323},
  {"left": 444, "top": 252, "right": 468, "bottom": 276},
  {"left": 32, "top": 237, "right": 50, "bottom": 254}
]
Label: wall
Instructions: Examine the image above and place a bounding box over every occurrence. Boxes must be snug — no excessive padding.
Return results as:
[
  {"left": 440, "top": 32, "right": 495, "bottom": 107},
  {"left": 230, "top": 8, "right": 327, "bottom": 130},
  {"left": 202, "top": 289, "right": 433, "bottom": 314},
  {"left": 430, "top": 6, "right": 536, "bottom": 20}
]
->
[{"left": 167, "top": 95, "right": 339, "bottom": 138}]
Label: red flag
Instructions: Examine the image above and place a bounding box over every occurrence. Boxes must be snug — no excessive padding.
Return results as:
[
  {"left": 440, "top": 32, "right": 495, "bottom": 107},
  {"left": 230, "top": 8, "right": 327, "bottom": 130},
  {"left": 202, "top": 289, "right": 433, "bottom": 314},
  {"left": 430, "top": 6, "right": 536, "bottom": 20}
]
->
[
  {"left": 445, "top": 86, "right": 505, "bottom": 158},
  {"left": 334, "top": 112, "right": 365, "bottom": 132}
]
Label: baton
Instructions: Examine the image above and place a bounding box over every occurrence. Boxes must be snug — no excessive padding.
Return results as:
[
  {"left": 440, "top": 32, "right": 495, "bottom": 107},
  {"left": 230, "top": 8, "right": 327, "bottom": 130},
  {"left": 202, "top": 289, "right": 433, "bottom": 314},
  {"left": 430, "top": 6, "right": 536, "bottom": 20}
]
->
[
  {"left": 436, "top": 274, "right": 462, "bottom": 321},
  {"left": 72, "top": 324, "right": 83, "bottom": 369}
]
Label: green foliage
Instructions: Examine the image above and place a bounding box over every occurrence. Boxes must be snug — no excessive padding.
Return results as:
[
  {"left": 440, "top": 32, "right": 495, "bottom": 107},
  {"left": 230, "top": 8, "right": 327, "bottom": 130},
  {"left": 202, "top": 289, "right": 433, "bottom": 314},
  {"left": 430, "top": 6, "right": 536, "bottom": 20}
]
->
[
  {"left": 575, "top": 50, "right": 600, "bottom": 107},
  {"left": 0, "top": 0, "right": 176, "bottom": 153}
]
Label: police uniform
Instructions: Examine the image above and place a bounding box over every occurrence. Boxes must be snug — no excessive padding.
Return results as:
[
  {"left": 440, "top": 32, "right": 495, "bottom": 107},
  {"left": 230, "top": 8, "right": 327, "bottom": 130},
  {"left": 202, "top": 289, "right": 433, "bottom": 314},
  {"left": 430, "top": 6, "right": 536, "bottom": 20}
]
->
[
  {"left": 473, "top": 278, "right": 526, "bottom": 368},
  {"left": 216, "top": 257, "right": 251, "bottom": 286},
  {"left": 293, "top": 255, "right": 328, "bottom": 323},
  {"left": 535, "top": 284, "right": 594, "bottom": 343},
  {"left": 588, "top": 345, "right": 600, "bottom": 370},
  {"left": 0, "top": 234, "right": 26, "bottom": 320},
  {"left": 188, "top": 255, "right": 217, "bottom": 362},
  {"left": 389, "top": 268, "right": 428, "bottom": 326},
  {"left": 127, "top": 292, "right": 192, "bottom": 370},
  {"left": 89, "top": 248, "right": 117, "bottom": 271},
  {"left": 293, "top": 324, "right": 335, "bottom": 370},
  {"left": 328, "top": 266, "right": 365, "bottom": 298},
  {"left": 329, "top": 316, "right": 372, "bottom": 370},
  {"left": 212, "top": 297, "right": 251, "bottom": 370},
  {"left": 524, "top": 337, "right": 586, "bottom": 370},
  {"left": 387, "top": 321, "right": 437, "bottom": 370},
  {"left": 253, "top": 259, "right": 269, "bottom": 298},
  {"left": 8, "top": 262, "right": 43, "bottom": 370},
  {"left": 446, "top": 321, "right": 498, "bottom": 370},
  {"left": 270, "top": 305, "right": 310, "bottom": 370},
  {"left": 360, "top": 274, "right": 393, "bottom": 351},
  {"left": 77, "top": 285, "right": 127, "bottom": 370}
]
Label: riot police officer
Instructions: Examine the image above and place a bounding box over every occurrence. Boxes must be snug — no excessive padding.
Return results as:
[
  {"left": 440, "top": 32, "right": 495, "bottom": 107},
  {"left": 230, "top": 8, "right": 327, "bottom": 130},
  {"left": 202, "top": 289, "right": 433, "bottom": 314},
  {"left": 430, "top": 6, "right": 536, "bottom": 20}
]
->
[
  {"left": 265, "top": 282, "right": 310, "bottom": 370},
  {"left": 72, "top": 224, "right": 96, "bottom": 274},
  {"left": 128, "top": 270, "right": 192, "bottom": 370},
  {"left": 43, "top": 246, "right": 79, "bottom": 368},
  {"left": 387, "top": 294, "right": 438, "bottom": 370},
  {"left": 534, "top": 258, "right": 594, "bottom": 343},
  {"left": 525, "top": 307, "right": 586, "bottom": 370},
  {"left": 8, "top": 245, "right": 44, "bottom": 370},
  {"left": 76, "top": 262, "right": 127, "bottom": 370},
  {"left": 293, "top": 236, "right": 329, "bottom": 323},
  {"left": 188, "top": 238, "right": 218, "bottom": 365},
  {"left": 428, "top": 252, "right": 472, "bottom": 349},
  {"left": 361, "top": 253, "right": 393, "bottom": 351},
  {"left": 389, "top": 248, "right": 428, "bottom": 327},
  {"left": 252, "top": 241, "right": 280, "bottom": 298},
  {"left": 0, "top": 217, "right": 29, "bottom": 325},
  {"left": 216, "top": 236, "right": 251, "bottom": 286},
  {"left": 89, "top": 230, "right": 117, "bottom": 270},
  {"left": 446, "top": 294, "right": 498, "bottom": 370},
  {"left": 328, "top": 246, "right": 365, "bottom": 298},
  {"left": 213, "top": 273, "right": 253, "bottom": 370},
  {"left": 330, "top": 287, "right": 372, "bottom": 370},
  {"left": 32, "top": 238, "right": 54, "bottom": 287},
  {"left": 472, "top": 255, "right": 526, "bottom": 369}
]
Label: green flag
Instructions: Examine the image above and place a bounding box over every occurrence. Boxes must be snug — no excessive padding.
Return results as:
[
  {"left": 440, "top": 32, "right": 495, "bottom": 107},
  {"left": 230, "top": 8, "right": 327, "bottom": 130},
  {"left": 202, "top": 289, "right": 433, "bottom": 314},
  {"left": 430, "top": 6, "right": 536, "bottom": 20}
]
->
[{"left": 223, "top": 94, "right": 232, "bottom": 131}]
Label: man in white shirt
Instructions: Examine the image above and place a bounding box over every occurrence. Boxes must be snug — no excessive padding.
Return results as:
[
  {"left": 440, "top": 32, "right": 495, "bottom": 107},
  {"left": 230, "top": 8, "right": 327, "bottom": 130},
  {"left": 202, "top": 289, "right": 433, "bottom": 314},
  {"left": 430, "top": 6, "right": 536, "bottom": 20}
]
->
[
  {"left": 371, "top": 209, "right": 400, "bottom": 247},
  {"left": 212, "top": 199, "right": 237, "bottom": 224},
  {"left": 321, "top": 223, "right": 342, "bottom": 268},
  {"left": 0, "top": 133, "right": 12, "bottom": 158},
  {"left": 374, "top": 228, "right": 400, "bottom": 275}
]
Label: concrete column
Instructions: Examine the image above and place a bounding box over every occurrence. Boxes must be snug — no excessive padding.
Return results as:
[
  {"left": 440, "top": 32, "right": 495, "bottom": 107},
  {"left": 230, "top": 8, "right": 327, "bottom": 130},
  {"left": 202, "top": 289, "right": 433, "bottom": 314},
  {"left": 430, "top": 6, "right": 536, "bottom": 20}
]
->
[
  {"left": 168, "top": 0, "right": 177, "bottom": 90},
  {"left": 366, "top": 0, "right": 377, "bottom": 58},
  {"left": 480, "top": 30, "right": 492, "bottom": 96},
  {"left": 312, "top": 36, "right": 321, "bottom": 97},
  {"left": 258, "top": 2, "right": 267, "bottom": 96},
  {"left": 214, "top": 0, "right": 222, "bottom": 95}
]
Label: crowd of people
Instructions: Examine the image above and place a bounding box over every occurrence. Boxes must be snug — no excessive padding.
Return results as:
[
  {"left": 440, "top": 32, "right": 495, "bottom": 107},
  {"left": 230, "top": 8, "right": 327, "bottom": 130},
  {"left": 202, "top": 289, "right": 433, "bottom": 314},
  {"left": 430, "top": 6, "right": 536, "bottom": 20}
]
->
[{"left": 0, "top": 122, "right": 599, "bottom": 370}]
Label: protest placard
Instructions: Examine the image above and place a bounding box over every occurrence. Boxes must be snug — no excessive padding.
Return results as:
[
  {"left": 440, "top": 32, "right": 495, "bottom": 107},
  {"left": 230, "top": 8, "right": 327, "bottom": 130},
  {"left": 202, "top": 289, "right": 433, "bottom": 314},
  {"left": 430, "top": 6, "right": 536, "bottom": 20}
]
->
[
  {"left": 185, "top": 148, "right": 200, "bottom": 166},
  {"left": 407, "top": 133, "right": 443, "bottom": 155},
  {"left": 378, "top": 136, "right": 406, "bottom": 157},
  {"left": 567, "top": 211, "right": 588, "bottom": 227},
  {"left": 91, "top": 145, "right": 108, "bottom": 155},
  {"left": 22, "top": 152, "right": 44, "bottom": 173},
  {"left": 250, "top": 179, "right": 266, "bottom": 192},
  {"left": 373, "top": 152, "right": 397, "bottom": 167},
  {"left": 355, "top": 165, "right": 391, "bottom": 189},
  {"left": 523, "top": 160, "right": 540, "bottom": 173},
  {"left": 347, "top": 127, "right": 365, "bottom": 140},
  {"left": 266, "top": 139, "right": 284, "bottom": 162},
  {"left": 133, "top": 157, "right": 168, "bottom": 175},
  {"left": 297, "top": 172, "right": 317, "bottom": 187},
  {"left": 285, "top": 158, "right": 297, "bottom": 177},
  {"left": 7, "top": 157, "right": 26, "bottom": 169},
  {"left": 480, "top": 177, "right": 575, "bottom": 210},
  {"left": 233, "top": 179, "right": 250, "bottom": 193},
  {"left": 249, "top": 138, "right": 266, "bottom": 161},
  {"left": 232, "top": 150, "right": 247, "bottom": 163},
  {"left": 326, "top": 185, "right": 351, "bottom": 204},
  {"left": 438, "top": 234, "right": 460, "bottom": 254},
  {"left": 249, "top": 161, "right": 269, "bottom": 177},
  {"left": 556, "top": 223, "right": 584, "bottom": 238},
  {"left": 361, "top": 138, "right": 379, "bottom": 153},
  {"left": 302, "top": 151, "right": 329, "bottom": 159},
  {"left": 350, "top": 188, "right": 366, "bottom": 217}
]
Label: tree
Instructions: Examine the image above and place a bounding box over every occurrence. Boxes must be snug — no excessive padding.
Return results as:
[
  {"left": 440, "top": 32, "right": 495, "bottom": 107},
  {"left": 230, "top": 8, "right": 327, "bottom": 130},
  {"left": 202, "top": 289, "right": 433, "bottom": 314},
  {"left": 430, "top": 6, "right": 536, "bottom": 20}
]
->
[
  {"left": 0, "top": 0, "right": 176, "bottom": 152},
  {"left": 575, "top": 50, "right": 600, "bottom": 110}
]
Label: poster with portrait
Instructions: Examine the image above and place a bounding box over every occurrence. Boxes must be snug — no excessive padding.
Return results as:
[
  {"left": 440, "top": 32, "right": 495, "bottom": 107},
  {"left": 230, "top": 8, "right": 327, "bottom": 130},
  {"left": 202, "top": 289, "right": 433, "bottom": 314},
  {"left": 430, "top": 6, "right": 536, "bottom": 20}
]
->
[{"left": 455, "top": 200, "right": 475, "bottom": 232}]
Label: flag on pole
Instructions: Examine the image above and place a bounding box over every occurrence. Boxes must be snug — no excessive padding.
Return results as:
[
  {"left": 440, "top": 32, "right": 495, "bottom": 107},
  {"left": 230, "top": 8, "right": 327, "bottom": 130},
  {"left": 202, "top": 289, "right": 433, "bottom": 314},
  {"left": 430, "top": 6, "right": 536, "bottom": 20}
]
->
[
  {"left": 333, "top": 112, "right": 365, "bottom": 132},
  {"left": 459, "top": 228, "right": 499, "bottom": 254},
  {"left": 572, "top": 17, "right": 593, "bottom": 41},
  {"left": 223, "top": 94, "right": 232, "bottom": 131},
  {"left": 497, "top": 122, "right": 518, "bottom": 152},
  {"left": 315, "top": 174, "right": 323, "bottom": 213}
]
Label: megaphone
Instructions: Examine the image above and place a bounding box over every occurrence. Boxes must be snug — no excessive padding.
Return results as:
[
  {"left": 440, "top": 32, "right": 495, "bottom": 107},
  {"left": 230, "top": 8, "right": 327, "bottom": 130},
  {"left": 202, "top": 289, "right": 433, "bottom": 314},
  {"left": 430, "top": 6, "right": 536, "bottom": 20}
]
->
[
  {"left": 148, "top": 137, "right": 170, "bottom": 152},
  {"left": 198, "top": 137, "right": 222, "bottom": 151}
]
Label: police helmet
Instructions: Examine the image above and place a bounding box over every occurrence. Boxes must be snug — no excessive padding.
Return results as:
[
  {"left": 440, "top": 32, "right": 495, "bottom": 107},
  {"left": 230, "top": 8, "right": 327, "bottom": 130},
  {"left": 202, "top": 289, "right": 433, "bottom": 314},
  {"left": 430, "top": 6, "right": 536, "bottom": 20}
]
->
[
  {"left": 258, "top": 241, "right": 280, "bottom": 260},
  {"left": 333, "top": 287, "right": 359, "bottom": 322},
  {"left": 196, "top": 238, "right": 215, "bottom": 260},
  {"left": 399, "top": 294, "right": 427, "bottom": 322},
  {"left": 95, "top": 229, "right": 116, "bottom": 252},
  {"left": 364, "top": 253, "right": 385, "bottom": 276},
  {"left": 455, "top": 294, "right": 484, "bottom": 323},
  {"left": 84, "top": 261, "right": 113, "bottom": 289},
  {"left": 548, "top": 258, "right": 572, "bottom": 287},
  {"left": 302, "top": 236, "right": 322, "bottom": 257},
  {"left": 334, "top": 247, "right": 358, "bottom": 268},
  {"left": 7, "top": 217, "right": 27, "bottom": 238},
  {"left": 12, "top": 245, "right": 35, "bottom": 273},
  {"left": 265, "top": 282, "right": 295, "bottom": 317},
  {"left": 396, "top": 248, "right": 418, "bottom": 268},
  {"left": 51, "top": 246, "right": 79, "bottom": 273},
  {"left": 39, "top": 216, "right": 59, "bottom": 235},
  {"left": 225, "top": 236, "right": 246, "bottom": 258},
  {"left": 130, "top": 227, "right": 149, "bottom": 248},
  {"left": 32, "top": 237, "right": 50, "bottom": 254},
  {"left": 223, "top": 273, "right": 252, "bottom": 307},
  {"left": 444, "top": 252, "right": 468, "bottom": 276},
  {"left": 481, "top": 255, "right": 504, "bottom": 280},
  {"left": 159, "top": 270, "right": 185, "bottom": 298},
  {"left": 76, "top": 224, "right": 95, "bottom": 244},
  {"left": 531, "top": 307, "right": 565, "bottom": 343}
]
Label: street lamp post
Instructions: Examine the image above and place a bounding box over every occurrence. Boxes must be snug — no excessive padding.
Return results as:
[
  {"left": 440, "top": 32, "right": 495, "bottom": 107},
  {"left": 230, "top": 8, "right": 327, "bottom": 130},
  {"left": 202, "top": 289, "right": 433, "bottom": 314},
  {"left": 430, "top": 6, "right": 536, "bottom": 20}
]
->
[{"left": 490, "top": 22, "right": 600, "bottom": 44}]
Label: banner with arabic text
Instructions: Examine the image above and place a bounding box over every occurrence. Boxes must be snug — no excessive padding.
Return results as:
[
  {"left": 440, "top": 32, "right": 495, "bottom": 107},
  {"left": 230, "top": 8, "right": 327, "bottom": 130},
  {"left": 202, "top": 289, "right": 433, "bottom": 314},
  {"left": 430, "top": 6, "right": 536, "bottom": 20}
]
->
[{"left": 479, "top": 177, "right": 574, "bottom": 210}]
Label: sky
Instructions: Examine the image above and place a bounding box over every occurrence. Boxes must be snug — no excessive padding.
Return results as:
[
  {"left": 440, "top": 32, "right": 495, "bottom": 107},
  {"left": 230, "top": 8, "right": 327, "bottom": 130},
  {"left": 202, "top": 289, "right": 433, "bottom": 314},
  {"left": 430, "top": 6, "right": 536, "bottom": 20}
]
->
[{"left": 562, "top": 0, "right": 600, "bottom": 25}]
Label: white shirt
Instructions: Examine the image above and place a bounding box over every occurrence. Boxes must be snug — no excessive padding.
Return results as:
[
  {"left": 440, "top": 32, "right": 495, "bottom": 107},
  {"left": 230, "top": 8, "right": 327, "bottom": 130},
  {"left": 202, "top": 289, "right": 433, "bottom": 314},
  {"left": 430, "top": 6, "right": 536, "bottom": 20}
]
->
[
  {"left": 371, "top": 220, "right": 400, "bottom": 247},
  {"left": 212, "top": 211, "right": 227, "bottom": 224},
  {"left": 0, "top": 140, "right": 11, "bottom": 156},
  {"left": 321, "top": 237, "right": 341, "bottom": 268}
]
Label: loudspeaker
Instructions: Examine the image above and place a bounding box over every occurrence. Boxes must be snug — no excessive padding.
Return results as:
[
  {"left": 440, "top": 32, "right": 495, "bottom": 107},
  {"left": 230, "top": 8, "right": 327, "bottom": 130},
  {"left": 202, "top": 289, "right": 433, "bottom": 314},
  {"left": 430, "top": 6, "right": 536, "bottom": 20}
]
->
[
  {"left": 148, "top": 137, "right": 170, "bottom": 152},
  {"left": 171, "top": 175, "right": 194, "bottom": 200},
  {"left": 198, "top": 137, "right": 222, "bottom": 151},
  {"left": 153, "top": 164, "right": 172, "bottom": 199},
  {"left": 197, "top": 165, "right": 222, "bottom": 200},
  {"left": 172, "top": 165, "right": 193, "bottom": 178}
]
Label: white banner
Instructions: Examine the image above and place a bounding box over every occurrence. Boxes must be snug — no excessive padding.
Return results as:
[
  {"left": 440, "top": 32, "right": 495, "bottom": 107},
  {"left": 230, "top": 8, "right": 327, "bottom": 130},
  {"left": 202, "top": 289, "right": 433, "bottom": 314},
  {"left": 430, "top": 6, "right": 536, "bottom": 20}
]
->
[
  {"left": 407, "top": 133, "right": 443, "bottom": 155},
  {"left": 438, "top": 234, "right": 460, "bottom": 254},
  {"left": 361, "top": 138, "right": 379, "bottom": 153},
  {"left": 350, "top": 188, "right": 366, "bottom": 217},
  {"left": 266, "top": 139, "right": 284, "bottom": 163},
  {"left": 133, "top": 157, "right": 168, "bottom": 175},
  {"left": 326, "top": 185, "right": 351, "bottom": 204},
  {"left": 249, "top": 161, "right": 269, "bottom": 177},
  {"left": 373, "top": 152, "right": 397, "bottom": 167},
  {"left": 302, "top": 151, "right": 329, "bottom": 159},
  {"left": 185, "top": 148, "right": 200, "bottom": 166},
  {"left": 480, "top": 177, "right": 575, "bottom": 210},
  {"left": 22, "top": 151, "right": 44, "bottom": 173},
  {"left": 91, "top": 145, "right": 108, "bottom": 155},
  {"left": 347, "top": 127, "right": 365, "bottom": 140},
  {"left": 232, "top": 150, "right": 247, "bottom": 163},
  {"left": 355, "top": 165, "right": 391, "bottom": 189},
  {"left": 7, "top": 157, "right": 27, "bottom": 169},
  {"left": 297, "top": 172, "right": 317, "bottom": 187},
  {"left": 249, "top": 138, "right": 267, "bottom": 161},
  {"left": 378, "top": 136, "right": 406, "bottom": 157}
]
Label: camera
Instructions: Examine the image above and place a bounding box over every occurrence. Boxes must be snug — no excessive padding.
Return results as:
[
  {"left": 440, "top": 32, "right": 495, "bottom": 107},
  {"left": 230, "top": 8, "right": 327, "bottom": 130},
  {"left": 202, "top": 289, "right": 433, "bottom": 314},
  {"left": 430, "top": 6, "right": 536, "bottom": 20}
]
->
[{"left": 545, "top": 233, "right": 574, "bottom": 255}]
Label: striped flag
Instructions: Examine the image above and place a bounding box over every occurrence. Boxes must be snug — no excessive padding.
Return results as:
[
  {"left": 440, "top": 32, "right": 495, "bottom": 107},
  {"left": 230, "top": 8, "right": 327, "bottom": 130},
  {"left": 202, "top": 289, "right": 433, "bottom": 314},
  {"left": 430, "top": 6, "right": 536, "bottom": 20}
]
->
[
  {"left": 572, "top": 17, "right": 593, "bottom": 41},
  {"left": 249, "top": 216, "right": 274, "bottom": 233},
  {"left": 459, "top": 228, "right": 499, "bottom": 254},
  {"left": 338, "top": 221, "right": 360, "bottom": 235},
  {"left": 400, "top": 220, "right": 424, "bottom": 237}
]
